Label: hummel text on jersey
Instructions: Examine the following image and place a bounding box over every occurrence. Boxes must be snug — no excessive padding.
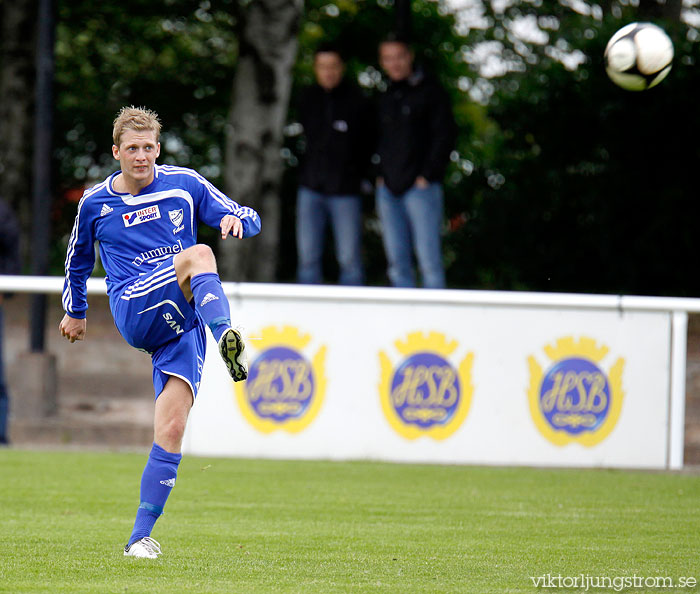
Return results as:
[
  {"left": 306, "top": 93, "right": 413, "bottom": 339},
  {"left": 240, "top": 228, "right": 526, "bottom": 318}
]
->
[
  {"left": 123, "top": 205, "right": 161, "bottom": 228},
  {"left": 132, "top": 239, "right": 184, "bottom": 267}
]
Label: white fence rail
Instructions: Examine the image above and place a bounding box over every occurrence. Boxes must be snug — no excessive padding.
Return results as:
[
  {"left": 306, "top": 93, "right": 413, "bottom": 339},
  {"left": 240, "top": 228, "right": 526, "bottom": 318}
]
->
[{"left": 5, "top": 273, "right": 700, "bottom": 312}]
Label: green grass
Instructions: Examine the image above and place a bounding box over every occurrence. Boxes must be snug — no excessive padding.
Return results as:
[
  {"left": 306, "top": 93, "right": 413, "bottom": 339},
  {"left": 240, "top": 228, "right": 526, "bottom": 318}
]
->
[{"left": 0, "top": 450, "right": 698, "bottom": 593}]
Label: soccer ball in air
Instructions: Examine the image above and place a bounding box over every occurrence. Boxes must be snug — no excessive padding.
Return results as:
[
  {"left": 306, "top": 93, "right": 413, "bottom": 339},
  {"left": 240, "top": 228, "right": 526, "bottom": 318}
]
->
[{"left": 604, "top": 22, "right": 674, "bottom": 91}]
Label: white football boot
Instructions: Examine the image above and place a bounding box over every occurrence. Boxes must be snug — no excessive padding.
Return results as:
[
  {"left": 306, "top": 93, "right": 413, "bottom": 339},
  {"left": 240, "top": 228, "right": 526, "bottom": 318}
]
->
[
  {"left": 123, "top": 537, "right": 162, "bottom": 559},
  {"left": 218, "top": 327, "right": 248, "bottom": 382}
]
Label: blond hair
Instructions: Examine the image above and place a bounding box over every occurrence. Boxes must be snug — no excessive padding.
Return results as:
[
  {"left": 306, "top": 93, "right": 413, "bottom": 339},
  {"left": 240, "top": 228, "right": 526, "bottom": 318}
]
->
[{"left": 112, "top": 106, "right": 162, "bottom": 146}]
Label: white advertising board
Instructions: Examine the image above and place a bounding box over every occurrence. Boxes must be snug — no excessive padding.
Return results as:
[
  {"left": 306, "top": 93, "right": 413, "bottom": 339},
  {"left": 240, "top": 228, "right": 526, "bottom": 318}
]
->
[{"left": 182, "top": 285, "right": 679, "bottom": 469}]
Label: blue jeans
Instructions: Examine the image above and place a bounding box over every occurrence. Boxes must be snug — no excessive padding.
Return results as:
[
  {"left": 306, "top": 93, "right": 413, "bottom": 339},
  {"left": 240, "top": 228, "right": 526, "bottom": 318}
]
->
[
  {"left": 376, "top": 183, "right": 446, "bottom": 288},
  {"left": 296, "top": 187, "right": 364, "bottom": 286}
]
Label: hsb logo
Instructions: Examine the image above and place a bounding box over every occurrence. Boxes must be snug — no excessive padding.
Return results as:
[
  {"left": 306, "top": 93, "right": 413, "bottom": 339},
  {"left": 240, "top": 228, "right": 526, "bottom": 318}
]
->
[
  {"left": 234, "top": 326, "right": 326, "bottom": 433},
  {"left": 528, "top": 336, "right": 625, "bottom": 446},
  {"left": 379, "top": 331, "right": 474, "bottom": 440},
  {"left": 246, "top": 347, "right": 314, "bottom": 417},
  {"left": 390, "top": 352, "right": 460, "bottom": 423}
]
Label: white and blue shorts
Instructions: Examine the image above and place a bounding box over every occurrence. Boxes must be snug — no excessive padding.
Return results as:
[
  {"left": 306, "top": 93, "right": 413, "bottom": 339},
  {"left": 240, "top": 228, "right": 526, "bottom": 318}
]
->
[{"left": 110, "top": 257, "right": 206, "bottom": 400}]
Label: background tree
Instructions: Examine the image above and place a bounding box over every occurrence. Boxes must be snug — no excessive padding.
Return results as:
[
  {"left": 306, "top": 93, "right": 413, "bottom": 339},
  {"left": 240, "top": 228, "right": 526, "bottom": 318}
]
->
[
  {"left": 448, "top": 0, "right": 697, "bottom": 295},
  {"left": 53, "top": 0, "right": 302, "bottom": 283},
  {"left": 53, "top": 0, "right": 240, "bottom": 273},
  {"left": 0, "top": 0, "right": 38, "bottom": 268},
  {"left": 219, "top": 0, "right": 303, "bottom": 282},
  {"left": 31, "top": 0, "right": 700, "bottom": 297}
]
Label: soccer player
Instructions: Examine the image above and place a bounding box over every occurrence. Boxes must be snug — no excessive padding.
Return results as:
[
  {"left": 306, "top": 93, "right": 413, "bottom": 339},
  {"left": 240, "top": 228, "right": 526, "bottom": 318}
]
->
[{"left": 59, "top": 106, "right": 261, "bottom": 559}]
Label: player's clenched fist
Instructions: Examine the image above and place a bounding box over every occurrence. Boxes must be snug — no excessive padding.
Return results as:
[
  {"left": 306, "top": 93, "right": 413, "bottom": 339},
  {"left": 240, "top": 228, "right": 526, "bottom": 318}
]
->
[{"left": 59, "top": 313, "right": 86, "bottom": 343}]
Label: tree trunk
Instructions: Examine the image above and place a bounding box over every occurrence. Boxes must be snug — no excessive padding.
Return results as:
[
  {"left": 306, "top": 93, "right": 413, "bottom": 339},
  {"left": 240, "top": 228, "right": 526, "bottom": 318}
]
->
[
  {"left": 219, "top": 0, "right": 302, "bottom": 282},
  {"left": 0, "top": 0, "right": 37, "bottom": 271}
]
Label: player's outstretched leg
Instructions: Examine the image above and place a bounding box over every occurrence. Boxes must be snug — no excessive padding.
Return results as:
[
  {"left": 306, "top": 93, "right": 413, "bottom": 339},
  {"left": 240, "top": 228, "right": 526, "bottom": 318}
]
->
[
  {"left": 174, "top": 246, "right": 248, "bottom": 382},
  {"left": 190, "top": 271, "right": 247, "bottom": 382}
]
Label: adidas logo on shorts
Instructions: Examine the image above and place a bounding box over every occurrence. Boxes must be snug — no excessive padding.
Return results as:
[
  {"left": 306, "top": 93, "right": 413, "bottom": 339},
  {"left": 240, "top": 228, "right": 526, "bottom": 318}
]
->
[{"left": 200, "top": 293, "right": 219, "bottom": 307}]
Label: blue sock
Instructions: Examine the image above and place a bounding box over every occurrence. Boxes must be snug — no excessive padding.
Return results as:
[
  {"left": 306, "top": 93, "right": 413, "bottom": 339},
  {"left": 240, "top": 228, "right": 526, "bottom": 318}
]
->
[
  {"left": 190, "top": 272, "right": 232, "bottom": 342},
  {"left": 128, "top": 443, "right": 182, "bottom": 546}
]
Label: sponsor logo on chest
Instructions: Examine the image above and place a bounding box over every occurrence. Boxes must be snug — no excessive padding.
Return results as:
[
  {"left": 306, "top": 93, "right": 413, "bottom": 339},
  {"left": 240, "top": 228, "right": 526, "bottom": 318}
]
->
[{"left": 123, "top": 205, "right": 161, "bottom": 227}]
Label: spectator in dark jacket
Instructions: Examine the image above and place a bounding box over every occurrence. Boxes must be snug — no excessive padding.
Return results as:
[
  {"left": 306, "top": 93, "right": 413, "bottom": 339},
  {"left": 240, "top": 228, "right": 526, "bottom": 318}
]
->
[
  {"left": 0, "top": 197, "right": 20, "bottom": 444},
  {"left": 376, "top": 34, "right": 456, "bottom": 288},
  {"left": 296, "top": 43, "right": 374, "bottom": 285}
]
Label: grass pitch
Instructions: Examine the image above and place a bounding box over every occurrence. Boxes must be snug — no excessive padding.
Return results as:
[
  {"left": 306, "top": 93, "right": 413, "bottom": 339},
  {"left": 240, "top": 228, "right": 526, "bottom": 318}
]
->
[{"left": 0, "top": 450, "right": 698, "bottom": 593}]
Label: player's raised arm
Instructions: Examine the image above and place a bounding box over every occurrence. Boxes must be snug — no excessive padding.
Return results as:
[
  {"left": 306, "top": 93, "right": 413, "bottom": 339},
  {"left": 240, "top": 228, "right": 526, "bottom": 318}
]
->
[{"left": 183, "top": 169, "right": 261, "bottom": 239}]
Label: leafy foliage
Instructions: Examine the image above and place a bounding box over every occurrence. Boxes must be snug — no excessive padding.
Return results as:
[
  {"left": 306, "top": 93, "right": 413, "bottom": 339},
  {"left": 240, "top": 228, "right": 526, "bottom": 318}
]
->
[
  {"left": 53, "top": 0, "right": 239, "bottom": 261},
  {"left": 450, "top": 4, "right": 700, "bottom": 295},
  {"left": 50, "top": 0, "right": 700, "bottom": 295}
]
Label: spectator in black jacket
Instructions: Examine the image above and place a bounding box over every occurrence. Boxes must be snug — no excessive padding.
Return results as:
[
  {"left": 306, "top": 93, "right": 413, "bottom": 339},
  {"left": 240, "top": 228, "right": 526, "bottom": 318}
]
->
[
  {"left": 0, "top": 197, "right": 20, "bottom": 444},
  {"left": 296, "top": 43, "right": 374, "bottom": 285},
  {"left": 376, "top": 34, "right": 456, "bottom": 288}
]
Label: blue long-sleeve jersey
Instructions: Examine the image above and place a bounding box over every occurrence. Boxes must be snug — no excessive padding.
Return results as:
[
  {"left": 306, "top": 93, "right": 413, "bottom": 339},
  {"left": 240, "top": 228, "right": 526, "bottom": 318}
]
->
[{"left": 62, "top": 164, "right": 261, "bottom": 318}]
